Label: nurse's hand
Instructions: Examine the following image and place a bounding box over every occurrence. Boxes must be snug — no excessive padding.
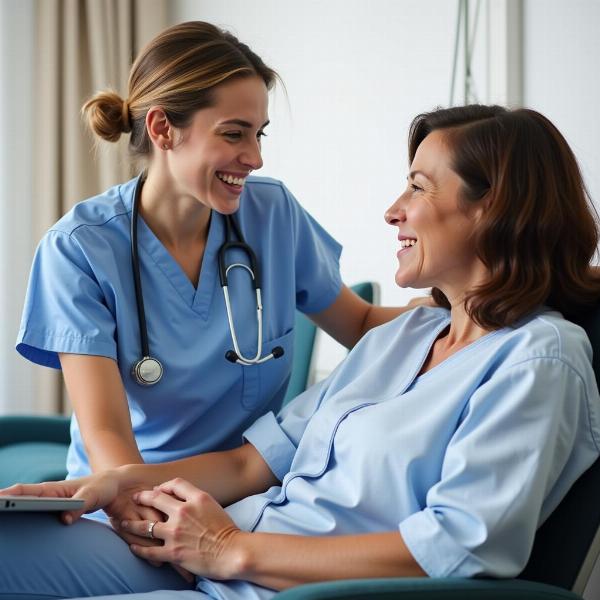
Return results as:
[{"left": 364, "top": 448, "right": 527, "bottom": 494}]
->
[
  {"left": 106, "top": 485, "right": 165, "bottom": 532},
  {"left": 0, "top": 471, "right": 120, "bottom": 524},
  {"left": 116, "top": 478, "right": 243, "bottom": 580},
  {"left": 406, "top": 295, "right": 437, "bottom": 308}
]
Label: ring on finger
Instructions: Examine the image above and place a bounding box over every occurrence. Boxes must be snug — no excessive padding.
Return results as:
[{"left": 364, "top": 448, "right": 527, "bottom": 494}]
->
[{"left": 147, "top": 520, "right": 157, "bottom": 539}]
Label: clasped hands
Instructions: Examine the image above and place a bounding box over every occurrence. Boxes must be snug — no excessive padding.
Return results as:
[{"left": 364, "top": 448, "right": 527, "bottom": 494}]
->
[
  {"left": 113, "top": 478, "right": 244, "bottom": 582},
  {"left": 1, "top": 475, "right": 245, "bottom": 583}
]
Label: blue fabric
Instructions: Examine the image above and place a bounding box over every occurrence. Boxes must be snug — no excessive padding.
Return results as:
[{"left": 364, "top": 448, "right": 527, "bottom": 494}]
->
[
  {"left": 2, "top": 307, "right": 597, "bottom": 600},
  {"left": 0, "top": 513, "right": 194, "bottom": 598},
  {"left": 15, "top": 176, "right": 342, "bottom": 508}
]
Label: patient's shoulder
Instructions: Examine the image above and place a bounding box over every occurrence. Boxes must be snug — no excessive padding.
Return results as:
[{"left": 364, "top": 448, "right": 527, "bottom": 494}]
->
[{"left": 499, "top": 309, "right": 592, "bottom": 368}]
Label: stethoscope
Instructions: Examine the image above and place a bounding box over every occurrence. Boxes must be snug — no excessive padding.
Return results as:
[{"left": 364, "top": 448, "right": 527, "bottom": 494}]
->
[{"left": 130, "top": 173, "right": 284, "bottom": 386}]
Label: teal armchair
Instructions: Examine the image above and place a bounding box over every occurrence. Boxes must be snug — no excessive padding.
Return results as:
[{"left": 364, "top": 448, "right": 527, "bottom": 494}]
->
[
  {"left": 284, "top": 281, "right": 379, "bottom": 403},
  {"left": 0, "top": 414, "right": 70, "bottom": 488}
]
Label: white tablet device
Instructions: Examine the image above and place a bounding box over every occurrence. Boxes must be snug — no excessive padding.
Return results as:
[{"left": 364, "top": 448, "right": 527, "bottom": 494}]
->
[{"left": 0, "top": 495, "right": 85, "bottom": 512}]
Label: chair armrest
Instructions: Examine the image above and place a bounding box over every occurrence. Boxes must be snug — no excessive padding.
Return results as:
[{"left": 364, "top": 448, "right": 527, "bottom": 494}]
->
[
  {"left": 274, "top": 578, "right": 582, "bottom": 600},
  {"left": 0, "top": 415, "right": 71, "bottom": 446}
]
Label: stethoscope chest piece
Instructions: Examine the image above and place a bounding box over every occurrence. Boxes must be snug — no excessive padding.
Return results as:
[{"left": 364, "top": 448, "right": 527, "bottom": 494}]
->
[{"left": 131, "top": 356, "right": 163, "bottom": 386}]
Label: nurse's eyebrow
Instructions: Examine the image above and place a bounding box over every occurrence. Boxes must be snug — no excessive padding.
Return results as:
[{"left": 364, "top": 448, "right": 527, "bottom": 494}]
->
[{"left": 220, "top": 119, "right": 270, "bottom": 129}]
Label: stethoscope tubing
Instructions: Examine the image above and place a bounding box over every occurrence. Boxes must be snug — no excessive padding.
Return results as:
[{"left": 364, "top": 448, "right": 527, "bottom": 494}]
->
[
  {"left": 129, "top": 173, "right": 283, "bottom": 385},
  {"left": 130, "top": 176, "right": 150, "bottom": 358}
]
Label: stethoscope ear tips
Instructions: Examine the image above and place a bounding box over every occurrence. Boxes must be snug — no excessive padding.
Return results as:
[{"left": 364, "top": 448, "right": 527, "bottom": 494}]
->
[
  {"left": 225, "top": 346, "right": 284, "bottom": 365},
  {"left": 225, "top": 350, "right": 239, "bottom": 363}
]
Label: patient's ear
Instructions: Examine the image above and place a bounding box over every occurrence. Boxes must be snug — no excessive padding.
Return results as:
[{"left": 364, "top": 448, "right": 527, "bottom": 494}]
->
[
  {"left": 146, "top": 106, "right": 172, "bottom": 151},
  {"left": 470, "top": 194, "right": 491, "bottom": 226}
]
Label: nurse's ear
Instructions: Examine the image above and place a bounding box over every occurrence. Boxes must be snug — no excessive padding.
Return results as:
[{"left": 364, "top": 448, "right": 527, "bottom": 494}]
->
[{"left": 146, "top": 107, "right": 173, "bottom": 152}]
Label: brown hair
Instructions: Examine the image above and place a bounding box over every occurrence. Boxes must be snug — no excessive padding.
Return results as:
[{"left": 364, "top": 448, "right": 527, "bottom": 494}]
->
[
  {"left": 82, "top": 21, "right": 278, "bottom": 156},
  {"left": 408, "top": 105, "right": 600, "bottom": 328}
]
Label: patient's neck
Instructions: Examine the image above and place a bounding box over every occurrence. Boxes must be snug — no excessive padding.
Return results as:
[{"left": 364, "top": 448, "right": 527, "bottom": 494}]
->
[{"left": 418, "top": 302, "right": 490, "bottom": 377}]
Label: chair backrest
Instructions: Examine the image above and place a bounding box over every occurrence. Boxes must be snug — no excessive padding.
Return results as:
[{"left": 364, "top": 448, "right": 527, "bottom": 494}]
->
[
  {"left": 283, "top": 282, "right": 379, "bottom": 405},
  {"left": 519, "top": 305, "right": 600, "bottom": 594}
]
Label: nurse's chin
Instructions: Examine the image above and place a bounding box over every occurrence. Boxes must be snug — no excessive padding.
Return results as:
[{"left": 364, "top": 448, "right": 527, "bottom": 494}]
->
[{"left": 211, "top": 196, "right": 241, "bottom": 215}]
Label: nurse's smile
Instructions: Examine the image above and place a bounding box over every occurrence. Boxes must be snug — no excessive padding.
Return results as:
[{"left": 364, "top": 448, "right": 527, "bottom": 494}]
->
[{"left": 215, "top": 171, "right": 249, "bottom": 195}]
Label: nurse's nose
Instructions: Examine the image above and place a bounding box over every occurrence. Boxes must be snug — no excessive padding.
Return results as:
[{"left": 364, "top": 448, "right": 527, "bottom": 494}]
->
[{"left": 240, "top": 137, "right": 263, "bottom": 171}]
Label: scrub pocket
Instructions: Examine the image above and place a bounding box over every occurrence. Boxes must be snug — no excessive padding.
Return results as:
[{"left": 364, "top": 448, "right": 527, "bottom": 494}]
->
[{"left": 242, "top": 328, "right": 294, "bottom": 410}]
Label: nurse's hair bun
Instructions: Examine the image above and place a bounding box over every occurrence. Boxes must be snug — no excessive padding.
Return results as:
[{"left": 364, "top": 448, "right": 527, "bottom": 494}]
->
[
  {"left": 79, "top": 22, "right": 279, "bottom": 157},
  {"left": 82, "top": 90, "right": 132, "bottom": 142}
]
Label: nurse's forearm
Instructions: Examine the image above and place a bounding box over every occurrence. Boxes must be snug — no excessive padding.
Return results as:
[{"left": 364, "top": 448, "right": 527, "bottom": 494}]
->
[
  {"left": 231, "top": 530, "right": 426, "bottom": 590},
  {"left": 311, "top": 286, "right": 435, "bottom": 349},
  {"left": 59, "top": 354, "right": 144, "bottom": 472},
  {"left": 361, "top": 297, "right": 435, "bottom": 334},
  {"left": 117, "top": 443, "right": 277, "bottom": 506},
  {"left": 86, "top": 431, "right": 144, "bottom": 472}
]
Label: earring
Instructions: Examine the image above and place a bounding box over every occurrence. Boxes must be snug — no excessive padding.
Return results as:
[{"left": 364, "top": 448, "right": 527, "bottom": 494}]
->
[{"left": 162, "top": 143, "right": 170, "bottom": 151}]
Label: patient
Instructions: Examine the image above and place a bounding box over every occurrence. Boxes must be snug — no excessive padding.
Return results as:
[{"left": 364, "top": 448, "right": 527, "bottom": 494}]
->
[{"left": 2, "top": 105, "right": 600, "bottom": 600}]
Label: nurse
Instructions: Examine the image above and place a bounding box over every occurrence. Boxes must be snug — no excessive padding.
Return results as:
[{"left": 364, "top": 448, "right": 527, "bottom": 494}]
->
[{"left": 15, "top": 21, "right": 412, "bottom": 524}]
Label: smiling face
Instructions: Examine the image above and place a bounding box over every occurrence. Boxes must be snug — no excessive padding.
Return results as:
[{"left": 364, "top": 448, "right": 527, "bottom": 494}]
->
[
  {"left": 385, "top": 130, "right": 486, "bottom": 299},
  {"left": 165, "top": 75, "right": 269, "bottom": 214}
]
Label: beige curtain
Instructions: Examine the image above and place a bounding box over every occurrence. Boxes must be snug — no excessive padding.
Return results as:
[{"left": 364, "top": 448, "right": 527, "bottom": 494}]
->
[{"left": 32, "top": 0, "right": 168, "bottom": 413}]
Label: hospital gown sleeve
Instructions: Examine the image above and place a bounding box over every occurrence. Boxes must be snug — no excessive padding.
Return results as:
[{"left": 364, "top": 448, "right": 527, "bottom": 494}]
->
[
  {"left": 398, "top": 357, "right": 600, "bottom": 578},
  {"left": 281, "top": 185, "right": 343, "bottom": 314},
  {"left": 243, "top": 369, "right": 337, "bottom": 480},
  {"left": 16, "top": 230, "right": 117, "bottom": 369}
]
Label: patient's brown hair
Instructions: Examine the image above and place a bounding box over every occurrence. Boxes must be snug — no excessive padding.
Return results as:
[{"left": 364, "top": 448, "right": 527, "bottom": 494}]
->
[{"left": 408, "top": 105, "right": 600, "bottom": 329}]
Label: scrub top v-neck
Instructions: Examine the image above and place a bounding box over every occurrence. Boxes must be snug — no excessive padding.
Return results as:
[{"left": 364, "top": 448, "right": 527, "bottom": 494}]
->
[{"left": 16, "top": 176, "right": 343, "bottom": 487}]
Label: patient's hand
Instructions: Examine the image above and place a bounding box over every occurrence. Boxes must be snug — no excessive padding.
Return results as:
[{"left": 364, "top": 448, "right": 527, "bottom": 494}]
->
[{"left": 114, "top": 478, "right": 242, "bottom": 581}]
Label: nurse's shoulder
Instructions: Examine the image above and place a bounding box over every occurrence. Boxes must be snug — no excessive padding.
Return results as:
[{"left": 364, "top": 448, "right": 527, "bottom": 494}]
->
[
  {"left": 32, "top": 179, "right": 135, "bottom": 277},
  {"left": 50, "top": 179, "right": 134, "bottom": 238},
  {"left": 239, "top": 175, "right": 303, "bottom": 220}
]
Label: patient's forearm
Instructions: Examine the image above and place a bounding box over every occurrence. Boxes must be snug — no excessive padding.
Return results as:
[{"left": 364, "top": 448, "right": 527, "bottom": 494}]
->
[{"left": 234, "top": 530, "right": 426, "bottom": 591}]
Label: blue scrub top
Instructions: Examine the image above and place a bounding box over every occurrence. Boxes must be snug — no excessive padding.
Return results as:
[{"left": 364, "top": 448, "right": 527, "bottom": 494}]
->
[
  {"left": 16, "top": 176, "right": 342, "bottom": 482},
  {"left": 196, "top": 307, "right": 600, "bottom": 599}
]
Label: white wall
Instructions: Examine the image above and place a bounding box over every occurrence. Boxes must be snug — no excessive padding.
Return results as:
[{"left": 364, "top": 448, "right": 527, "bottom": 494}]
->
[
  {"left": 170, "top": 0, "right": 600, "bottom": 381},
  {"left": 0, "top": 0, "right": 36, "bottom": 413},
  {"left": 523, "top": 0, "right": 600, "bottom": 216},
  {"left": 172, "top": 0, "right": 461, "bottom": 305},
  {"left": 170, "top": 0, "right": 476, "bottom": 373}
]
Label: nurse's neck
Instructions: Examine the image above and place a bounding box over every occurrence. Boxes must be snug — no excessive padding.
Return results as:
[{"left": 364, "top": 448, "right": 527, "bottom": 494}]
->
[{"left": 140, "top": 167, "right": 211, "bottom": 251}]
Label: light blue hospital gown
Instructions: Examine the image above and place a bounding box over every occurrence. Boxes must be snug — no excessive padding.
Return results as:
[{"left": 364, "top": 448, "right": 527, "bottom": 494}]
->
[
  {"left": 1, "top": 306, "right": 598, "bottom": 600},
  {"left": 15, "top": 176, "right": 342, "bottom": 505}
]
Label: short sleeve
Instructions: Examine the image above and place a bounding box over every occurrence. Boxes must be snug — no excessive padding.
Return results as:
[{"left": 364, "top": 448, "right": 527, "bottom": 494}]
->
[
  {"left": 282, "top": 185, "right": 343, "bottom": 314},
  {"left": 243, "top": 373, "right": 334, "bottom": 480},
  {"left": 399, "top": 357, "right": 600, "bottom": 578},
  {"left": 16, "top": 230, "right": 117, "bottom": 369}
]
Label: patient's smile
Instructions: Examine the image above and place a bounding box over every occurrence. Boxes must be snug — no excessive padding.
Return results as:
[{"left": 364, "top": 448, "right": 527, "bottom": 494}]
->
[{"left": 399, "top": 239, "right": 417, "bottom": 248}]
